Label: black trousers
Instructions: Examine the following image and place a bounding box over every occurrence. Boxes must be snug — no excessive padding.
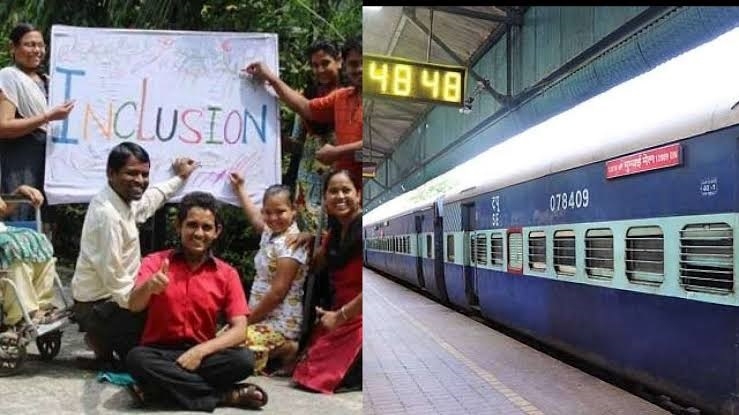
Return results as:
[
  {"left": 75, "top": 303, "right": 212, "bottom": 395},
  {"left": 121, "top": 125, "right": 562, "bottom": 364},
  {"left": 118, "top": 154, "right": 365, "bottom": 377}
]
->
[
  {"left": 126, "top": 345, "right": 255, "bottom": 412},
  {"left": 72, "top": 299, "right": 146, "bottom": 366}
]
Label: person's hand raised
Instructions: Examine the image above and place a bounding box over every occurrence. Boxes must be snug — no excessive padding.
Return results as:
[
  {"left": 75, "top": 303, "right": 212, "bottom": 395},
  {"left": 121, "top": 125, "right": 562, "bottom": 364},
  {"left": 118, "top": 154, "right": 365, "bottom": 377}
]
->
[
  {"left": 146, "top": 259, "right": 170, "bottom": 295},
  {"left": 242, "top": 62, "right": 275, "bottom": 83},
  {"left": 228, "top": 172, "right": 245, "bottom": 191},
  {"left": 172, "top": 157, "right": 198, "bottom": 180},
  {"left": 45, "top": 100, "right": 75, "bottom": 122}
]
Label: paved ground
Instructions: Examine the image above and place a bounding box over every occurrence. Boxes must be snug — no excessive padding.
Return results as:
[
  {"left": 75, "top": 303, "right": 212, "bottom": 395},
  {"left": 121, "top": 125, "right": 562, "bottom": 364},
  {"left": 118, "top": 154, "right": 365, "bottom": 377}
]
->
[
  {"left": 0, "top": 275, "right": 362, "bottom": 414},
  {"left": 363, "top": 268, "right": 668, "bottom": 415}
]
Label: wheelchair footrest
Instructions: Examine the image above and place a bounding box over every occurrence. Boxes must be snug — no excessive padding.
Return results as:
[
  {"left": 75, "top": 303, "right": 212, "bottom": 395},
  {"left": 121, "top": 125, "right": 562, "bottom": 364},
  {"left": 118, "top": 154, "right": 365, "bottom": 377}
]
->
[{"left": 36, "top": 316, "right": 71, "bottom": 337}]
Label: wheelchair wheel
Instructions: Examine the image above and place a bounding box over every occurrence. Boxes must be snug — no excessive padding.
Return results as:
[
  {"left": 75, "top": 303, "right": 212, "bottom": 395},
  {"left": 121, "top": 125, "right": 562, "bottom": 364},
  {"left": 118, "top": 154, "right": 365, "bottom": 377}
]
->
[
  {"left": 36, "top": 331, "right": 62, "bottom": 361},
  {"left": 0, "top": 332, "right": 27, "bottom": 376}
]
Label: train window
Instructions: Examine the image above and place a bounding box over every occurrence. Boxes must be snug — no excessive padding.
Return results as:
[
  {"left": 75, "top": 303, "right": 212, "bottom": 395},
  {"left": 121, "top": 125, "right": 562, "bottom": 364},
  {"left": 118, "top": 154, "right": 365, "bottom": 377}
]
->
[
  {"left": 447, "top": 234, "right": 455, "bottom": 261},
  {"left": 680, "top": 223, "right": 733, "bottom": 294},
  {"left": 508, "top": 232, "right": 523, "bottom": 271},
  {"left": 426, "top": 235, "right": 432, "bottom": 258},
  {"left": 474, "top": 234, "right": 488, "bottom": 265},
  {"left": 528, "top": 231, "right": 547, "bottom": 271},
  {"left": 585, "top": 229, "right": 614, "bottom": 279},
  {"left": 490, "top": 233, "right": 504, "bottom": 267},
  {"left": 553, "top": 230, "right": 576, "bottom": 276},
  {"left": 626, "top": 226, "right": 664, "bottom": 285}
]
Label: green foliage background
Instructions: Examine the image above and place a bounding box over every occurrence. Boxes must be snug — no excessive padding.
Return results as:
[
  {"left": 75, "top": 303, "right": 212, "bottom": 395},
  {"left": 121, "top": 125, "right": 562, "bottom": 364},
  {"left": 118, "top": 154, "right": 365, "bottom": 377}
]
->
[{"left": 0, "top": 0, "right": 361, "bottom": 286}]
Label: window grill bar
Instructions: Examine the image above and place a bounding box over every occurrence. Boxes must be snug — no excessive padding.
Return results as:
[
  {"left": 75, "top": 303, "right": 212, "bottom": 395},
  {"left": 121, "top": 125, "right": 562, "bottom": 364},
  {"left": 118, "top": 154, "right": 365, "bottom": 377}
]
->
[
  {"left": 680, "top": 267, "right": 733, "bottom": 274},
  {"left": 625, "top": 259, "right": 664, "bottom": 264},
  {"left": 625, "top": 248, "right": 664, "bottom": 253}
]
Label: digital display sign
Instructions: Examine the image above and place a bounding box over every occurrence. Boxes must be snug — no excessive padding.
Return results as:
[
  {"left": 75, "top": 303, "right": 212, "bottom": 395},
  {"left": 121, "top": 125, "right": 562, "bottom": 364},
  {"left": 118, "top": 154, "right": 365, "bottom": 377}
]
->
[{"left": 363, "top": 54, "right": 467, "bottom": 106}]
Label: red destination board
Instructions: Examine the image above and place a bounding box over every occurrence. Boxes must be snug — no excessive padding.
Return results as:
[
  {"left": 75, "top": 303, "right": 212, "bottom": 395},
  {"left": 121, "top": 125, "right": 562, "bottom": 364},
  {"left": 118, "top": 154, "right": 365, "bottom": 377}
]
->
[{"left": 605, "top": 143, "right": 682, "bottom": 179}]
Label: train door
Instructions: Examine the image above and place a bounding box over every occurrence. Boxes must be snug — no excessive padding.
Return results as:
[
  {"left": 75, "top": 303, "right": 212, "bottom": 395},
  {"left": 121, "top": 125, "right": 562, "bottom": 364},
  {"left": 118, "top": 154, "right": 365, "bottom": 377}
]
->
[
  {"left": 363, "top": 228, "right": 368, "bottom": 263},
  {"left": 433, "top": 202, "right": 449, "bottom": 304},
  {"left": 414, "top": 215, "right": 426, "bottom": 288},
  {"left": 461, "top": 202, "right": 480, "bottom": 309}
]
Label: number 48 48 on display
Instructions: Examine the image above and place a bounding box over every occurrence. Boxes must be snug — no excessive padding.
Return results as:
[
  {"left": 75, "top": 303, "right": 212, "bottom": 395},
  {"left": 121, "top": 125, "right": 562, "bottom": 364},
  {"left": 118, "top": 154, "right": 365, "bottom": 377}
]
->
[{"left": 549, "top": 189, "right": 589, "bottom": 212}]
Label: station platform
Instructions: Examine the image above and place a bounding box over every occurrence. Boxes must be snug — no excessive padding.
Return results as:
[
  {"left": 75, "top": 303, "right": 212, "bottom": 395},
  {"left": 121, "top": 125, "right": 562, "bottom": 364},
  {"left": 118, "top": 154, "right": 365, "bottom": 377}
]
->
[{"left": 363, "top": 267, "right": 668, "bottom": 415}]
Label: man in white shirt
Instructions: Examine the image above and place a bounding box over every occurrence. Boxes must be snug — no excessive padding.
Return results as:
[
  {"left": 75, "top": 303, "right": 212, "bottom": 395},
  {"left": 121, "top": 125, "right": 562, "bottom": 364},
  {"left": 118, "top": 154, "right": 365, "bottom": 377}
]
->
[{"left": 71, "top": 142, "right": 197, "bottom": 367}]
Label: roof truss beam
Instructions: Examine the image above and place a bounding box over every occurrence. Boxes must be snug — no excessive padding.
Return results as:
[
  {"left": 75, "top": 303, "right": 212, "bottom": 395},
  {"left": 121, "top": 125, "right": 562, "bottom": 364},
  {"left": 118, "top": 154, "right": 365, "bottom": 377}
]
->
[
  {"left": 403, "top": 7, "right": 512, "bottom": 107},
  {"left": 416, "top": 6, "right": 523, "bottom": 25}
]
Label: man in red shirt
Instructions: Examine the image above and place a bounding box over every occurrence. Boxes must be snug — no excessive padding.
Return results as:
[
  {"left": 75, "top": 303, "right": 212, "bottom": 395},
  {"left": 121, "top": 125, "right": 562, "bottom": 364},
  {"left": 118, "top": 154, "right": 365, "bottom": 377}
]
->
[
  {"left": 244, "top": 36, "right": 363, "bottom": 189},
  {"left": 126, "top": 192, "right": 267, "bottom": 411}
]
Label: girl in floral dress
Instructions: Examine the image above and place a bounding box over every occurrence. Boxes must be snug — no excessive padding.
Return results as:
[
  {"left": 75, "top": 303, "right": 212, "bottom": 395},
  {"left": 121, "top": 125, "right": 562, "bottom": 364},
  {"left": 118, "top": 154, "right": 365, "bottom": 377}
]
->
[{"left": 229, "top": 172, "right": 309, "bottom": 374}]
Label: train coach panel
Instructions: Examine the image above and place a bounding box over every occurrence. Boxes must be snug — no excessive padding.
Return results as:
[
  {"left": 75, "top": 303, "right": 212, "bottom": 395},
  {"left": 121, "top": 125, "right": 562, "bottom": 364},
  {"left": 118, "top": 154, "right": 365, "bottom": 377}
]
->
[
  {"left": 475, "top": 265, "right": 737, "bottom": 412},
  {"left": 470, "top": 128, "right": 739, "bottom": 230},
  {"left": 442, "top": 232, "right": 468, "bottom": 309},
  {"left": 432, "top": 204, "right": 449, "bottom": 303},
  {"left": 461, "top": 203, "right": 479, "bottom": 310},
  {"left": 415, "top": 215, "right": 426, "bottom": 289}
]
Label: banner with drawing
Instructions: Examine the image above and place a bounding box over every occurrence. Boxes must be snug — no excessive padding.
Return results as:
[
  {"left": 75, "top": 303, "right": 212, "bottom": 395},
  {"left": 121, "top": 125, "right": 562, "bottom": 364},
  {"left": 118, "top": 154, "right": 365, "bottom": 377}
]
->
[{"left": 45, "top": 25, "right": 280, "bottom": 206}]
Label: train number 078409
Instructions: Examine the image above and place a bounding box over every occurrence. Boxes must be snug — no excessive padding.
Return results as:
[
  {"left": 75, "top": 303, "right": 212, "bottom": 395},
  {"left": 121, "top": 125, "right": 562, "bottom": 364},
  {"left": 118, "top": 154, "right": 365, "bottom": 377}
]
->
[{"left": 549, "top": 189, "right": 589, "bottom": 212}]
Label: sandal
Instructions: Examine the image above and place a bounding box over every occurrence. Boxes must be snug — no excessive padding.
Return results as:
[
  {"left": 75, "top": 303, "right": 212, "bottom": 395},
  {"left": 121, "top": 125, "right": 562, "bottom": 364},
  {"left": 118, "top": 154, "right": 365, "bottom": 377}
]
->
[{"left": 224, "top": 382, "right": 268, "bottom": 409}]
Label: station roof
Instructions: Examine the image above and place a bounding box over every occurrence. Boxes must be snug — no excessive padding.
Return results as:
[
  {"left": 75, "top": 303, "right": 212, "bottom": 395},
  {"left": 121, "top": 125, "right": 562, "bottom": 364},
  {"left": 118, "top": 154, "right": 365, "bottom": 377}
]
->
[{"left": 362, "top": 6, "right": 526, "bottom": 161}]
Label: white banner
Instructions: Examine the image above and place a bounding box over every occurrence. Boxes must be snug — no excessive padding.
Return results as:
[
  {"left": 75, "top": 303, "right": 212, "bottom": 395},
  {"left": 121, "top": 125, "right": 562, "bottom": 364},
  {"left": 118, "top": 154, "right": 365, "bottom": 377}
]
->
[{"left": 45, "top": 25, "right": 280, "bottom": 206}]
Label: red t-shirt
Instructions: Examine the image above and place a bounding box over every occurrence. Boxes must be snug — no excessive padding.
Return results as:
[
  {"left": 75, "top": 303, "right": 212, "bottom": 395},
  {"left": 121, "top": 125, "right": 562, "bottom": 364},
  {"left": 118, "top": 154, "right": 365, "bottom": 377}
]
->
[
  {"left": 135, "top": 249, "right": 249, "bottom": 346},
  {"left": 308, "top": 87, "right": 362, "bottom": 181}
]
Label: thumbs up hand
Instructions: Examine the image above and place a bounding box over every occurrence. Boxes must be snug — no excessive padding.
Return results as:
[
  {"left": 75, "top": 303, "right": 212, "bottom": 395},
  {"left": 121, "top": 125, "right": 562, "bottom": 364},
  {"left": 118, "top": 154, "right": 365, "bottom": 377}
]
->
[{"left": 146, "top": 259, "right": 170, "bottom": 295}]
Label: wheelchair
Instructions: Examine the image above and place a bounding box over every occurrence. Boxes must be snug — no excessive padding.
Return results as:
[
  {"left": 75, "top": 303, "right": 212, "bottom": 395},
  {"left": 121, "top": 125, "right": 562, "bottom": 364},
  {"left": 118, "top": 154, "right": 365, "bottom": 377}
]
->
[{"left": 0, "top": 195, "right": 73, "bottom": 376}]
